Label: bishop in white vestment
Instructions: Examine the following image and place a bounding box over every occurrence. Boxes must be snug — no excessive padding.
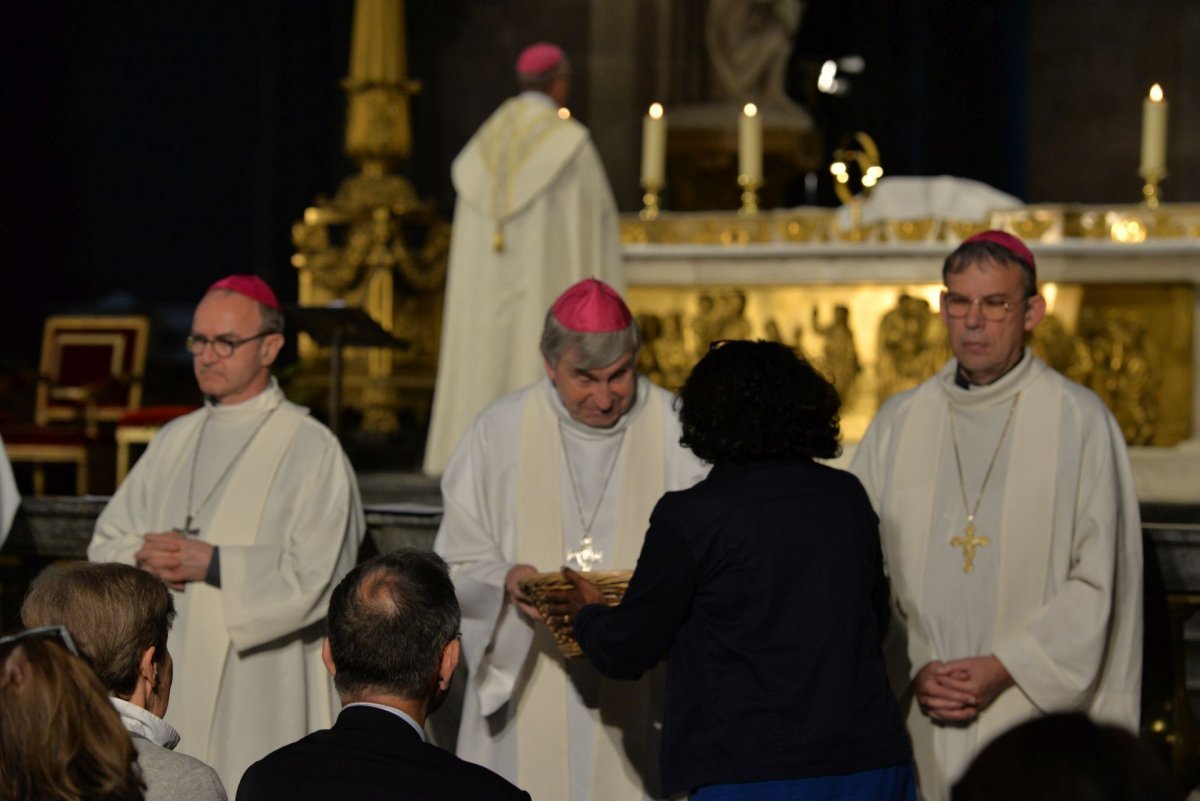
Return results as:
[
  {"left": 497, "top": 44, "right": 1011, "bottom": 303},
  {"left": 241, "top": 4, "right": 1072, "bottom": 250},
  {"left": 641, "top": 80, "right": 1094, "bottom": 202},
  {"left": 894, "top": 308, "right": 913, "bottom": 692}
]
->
[
  {"left": 423, "top": 43, "right": 624, "bottom": 475},
  {"left": 435, "top": 279, "right": 707, "bottom": 801},
  {"left": 850, "top": 233, "right": 1142, "bottom": 801},
  {"left": 88, "top": 276, "right": 365, "bottom": 793}
]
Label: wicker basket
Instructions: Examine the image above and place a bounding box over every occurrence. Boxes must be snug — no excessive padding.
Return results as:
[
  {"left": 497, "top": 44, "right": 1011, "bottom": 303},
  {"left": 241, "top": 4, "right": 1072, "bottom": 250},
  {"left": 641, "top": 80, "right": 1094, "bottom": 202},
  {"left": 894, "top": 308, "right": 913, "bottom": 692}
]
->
[{"left": 518, "top": 570, "right": 632, "bottom": 658}]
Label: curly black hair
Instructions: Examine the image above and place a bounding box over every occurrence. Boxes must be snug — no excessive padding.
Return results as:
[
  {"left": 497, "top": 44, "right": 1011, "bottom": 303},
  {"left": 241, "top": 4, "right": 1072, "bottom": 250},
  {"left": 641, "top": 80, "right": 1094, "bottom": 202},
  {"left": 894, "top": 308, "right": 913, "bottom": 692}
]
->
[{"left": 678, "top": 340, "right": 841, "bottom": 464}]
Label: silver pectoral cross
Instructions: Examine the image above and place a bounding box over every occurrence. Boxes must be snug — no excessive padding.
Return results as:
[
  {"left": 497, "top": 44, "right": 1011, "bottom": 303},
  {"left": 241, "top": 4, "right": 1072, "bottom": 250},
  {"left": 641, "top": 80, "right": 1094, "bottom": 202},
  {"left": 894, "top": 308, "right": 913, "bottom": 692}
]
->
[
  {"left": 566, "top": 535, "right": 604, "bottom": 572},
  {"left": 174, "top": 515, "right": 200, "bottom": 537}
]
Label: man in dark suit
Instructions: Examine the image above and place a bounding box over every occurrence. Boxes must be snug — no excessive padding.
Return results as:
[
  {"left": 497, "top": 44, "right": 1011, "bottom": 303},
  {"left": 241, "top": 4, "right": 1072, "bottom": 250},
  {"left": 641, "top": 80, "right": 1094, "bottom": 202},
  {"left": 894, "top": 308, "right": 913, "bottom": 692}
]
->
[{"left": 236, "top": 549, "right": 531, "bottom": 801}]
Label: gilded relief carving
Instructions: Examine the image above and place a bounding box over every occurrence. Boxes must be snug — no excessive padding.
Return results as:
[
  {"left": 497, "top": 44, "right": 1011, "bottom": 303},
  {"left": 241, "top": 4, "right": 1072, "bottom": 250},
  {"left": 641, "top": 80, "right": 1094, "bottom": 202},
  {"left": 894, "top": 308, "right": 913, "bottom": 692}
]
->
[{"left": 628, "top": 283, "right": 1192, "bottom": 446}]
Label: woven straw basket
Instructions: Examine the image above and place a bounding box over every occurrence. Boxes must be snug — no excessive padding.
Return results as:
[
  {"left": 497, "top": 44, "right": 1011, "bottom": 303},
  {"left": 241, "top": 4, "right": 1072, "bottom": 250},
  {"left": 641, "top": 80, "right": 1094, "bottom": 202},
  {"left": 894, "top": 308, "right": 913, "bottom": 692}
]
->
[{"left": 518, "top": 570, "right": 632, "bottom": 658}]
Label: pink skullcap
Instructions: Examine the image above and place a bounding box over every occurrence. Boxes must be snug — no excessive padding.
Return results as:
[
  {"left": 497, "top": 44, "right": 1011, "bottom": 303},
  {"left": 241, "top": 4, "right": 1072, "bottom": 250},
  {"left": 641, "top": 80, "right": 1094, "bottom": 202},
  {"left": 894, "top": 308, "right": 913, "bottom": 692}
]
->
[
  {"left": 552, "top": 278, "right": 632, "bottom": 333},
  {"left": 207, "top": 274, "right": 281, "bottom": 311},
  {"left": 516, "top": 43, "right": 565, "bottom": 76},
  {"left": 963, "top": 230, "right": 1036, "bottom": 278}
]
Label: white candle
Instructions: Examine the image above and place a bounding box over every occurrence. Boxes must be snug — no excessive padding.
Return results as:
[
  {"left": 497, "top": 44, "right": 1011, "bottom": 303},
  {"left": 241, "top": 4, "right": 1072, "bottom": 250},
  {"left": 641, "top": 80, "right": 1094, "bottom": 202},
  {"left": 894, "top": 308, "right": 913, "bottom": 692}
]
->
[
  {"left": 738, "top": 103, "right": 762, "bottom": 183},
  {"left": 1140, "top": 83, "right": 1168, "bottom": 175},
  {"left": 641, "top": 102, "right": 667, "bottom": 187}
]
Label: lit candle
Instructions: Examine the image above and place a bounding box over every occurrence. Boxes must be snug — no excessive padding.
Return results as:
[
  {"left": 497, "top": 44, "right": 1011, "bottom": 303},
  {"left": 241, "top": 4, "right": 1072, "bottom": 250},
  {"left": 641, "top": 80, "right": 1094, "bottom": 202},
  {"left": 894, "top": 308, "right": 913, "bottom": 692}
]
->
[
  {"left": 641, "top": 102, "right": 667, "bottom": 187},
  {"left": 738, "top": 103, "right": 762, "bottom": 183},
  {"left": 1140, "top": 83, "right": 1168, "bottom": 175}
]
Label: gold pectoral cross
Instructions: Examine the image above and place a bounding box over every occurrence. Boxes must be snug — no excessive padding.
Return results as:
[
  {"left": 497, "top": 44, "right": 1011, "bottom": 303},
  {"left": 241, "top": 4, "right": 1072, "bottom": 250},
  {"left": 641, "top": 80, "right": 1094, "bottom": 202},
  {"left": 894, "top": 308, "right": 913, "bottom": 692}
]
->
[
  {"left": 566, "top": 535, "right": 604, "bottom": 572},
  {"left": 950, "top": 519, "right": 989, "bottom": 573}
]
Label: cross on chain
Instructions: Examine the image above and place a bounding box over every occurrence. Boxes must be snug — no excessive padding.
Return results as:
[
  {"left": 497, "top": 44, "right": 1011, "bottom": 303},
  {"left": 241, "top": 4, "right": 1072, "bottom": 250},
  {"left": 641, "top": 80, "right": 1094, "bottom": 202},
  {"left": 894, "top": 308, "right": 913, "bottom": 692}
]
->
[
  {"left": 566, "top": 536, "right": 604, "bottom": 572},
  {"left": 173, "top": 516, "right": 200, "bottom": 537},
  {"left": 950, "top": 520, "right": 989, "bottom": 573}
]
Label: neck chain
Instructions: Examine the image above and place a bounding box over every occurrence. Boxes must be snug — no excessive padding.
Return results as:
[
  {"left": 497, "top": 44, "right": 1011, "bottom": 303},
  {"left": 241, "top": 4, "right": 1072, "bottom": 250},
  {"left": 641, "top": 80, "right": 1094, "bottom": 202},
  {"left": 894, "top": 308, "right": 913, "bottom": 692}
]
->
[
  {"left": 175, "top": 404, "right": 279, "bottom": 536},
  {"left": 558, "top": 421, "right": 624, "bottom": 572},
  {"left": 947, "top": 393, "right": 1019, "bottom": 573}
]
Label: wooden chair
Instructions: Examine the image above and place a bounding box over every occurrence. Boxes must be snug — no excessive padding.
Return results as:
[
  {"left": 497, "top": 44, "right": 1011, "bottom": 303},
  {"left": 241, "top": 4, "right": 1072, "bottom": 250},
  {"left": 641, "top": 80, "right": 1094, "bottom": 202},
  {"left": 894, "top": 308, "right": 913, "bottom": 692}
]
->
[
  {"left": 115, "top": 404, "right": 196, "bottom": 485},
  {"left": 3, "top": 315, "right": 149, "bottom": 496}
]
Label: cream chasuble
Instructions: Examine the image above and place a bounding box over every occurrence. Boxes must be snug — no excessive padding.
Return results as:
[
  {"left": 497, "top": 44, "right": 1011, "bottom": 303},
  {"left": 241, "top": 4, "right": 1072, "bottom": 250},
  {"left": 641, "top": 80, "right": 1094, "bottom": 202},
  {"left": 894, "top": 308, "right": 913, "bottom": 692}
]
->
[
  {"left": 89, "top": 381, "right": 365, "bottom": 792},
  {"left": 423, "top": 91, "right": 624, "bottom": 475},
  {"left": 435, "top": 376, "right": 708, "bottom": 801},
  {"left": 850, "top": 354, "right": 1142, "bottom": 801}
]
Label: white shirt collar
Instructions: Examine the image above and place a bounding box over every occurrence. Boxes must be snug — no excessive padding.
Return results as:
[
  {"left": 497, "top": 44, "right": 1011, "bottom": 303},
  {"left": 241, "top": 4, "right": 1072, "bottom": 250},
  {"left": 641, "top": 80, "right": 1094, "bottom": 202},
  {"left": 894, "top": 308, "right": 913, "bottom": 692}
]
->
[
  {"left": 343, "top": 701, "right": 426, "bottom": 742},
  {"left": 110, "top": 696, "right": 181, "bottom": 750},
  {"left": 204, "top": 376, "right": 284, "bottom": 418}
]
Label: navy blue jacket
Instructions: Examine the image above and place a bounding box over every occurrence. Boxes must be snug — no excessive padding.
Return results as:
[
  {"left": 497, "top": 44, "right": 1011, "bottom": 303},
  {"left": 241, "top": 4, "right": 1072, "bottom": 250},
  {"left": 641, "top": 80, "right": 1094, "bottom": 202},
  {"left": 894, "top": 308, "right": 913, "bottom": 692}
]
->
[
  {"left": 574, "top": 458, "right": 912, "bottom": 795},
  {"left": 236, "top": 705, "right": 530, "bottom": 801}
]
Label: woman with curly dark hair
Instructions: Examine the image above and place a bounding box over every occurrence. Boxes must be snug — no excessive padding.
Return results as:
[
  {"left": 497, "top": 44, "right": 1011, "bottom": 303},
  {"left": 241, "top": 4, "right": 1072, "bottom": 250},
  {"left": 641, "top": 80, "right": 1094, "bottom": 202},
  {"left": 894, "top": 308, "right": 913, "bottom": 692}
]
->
[{"left": 554, "top": 340, "right": 914, "bottom": 800}]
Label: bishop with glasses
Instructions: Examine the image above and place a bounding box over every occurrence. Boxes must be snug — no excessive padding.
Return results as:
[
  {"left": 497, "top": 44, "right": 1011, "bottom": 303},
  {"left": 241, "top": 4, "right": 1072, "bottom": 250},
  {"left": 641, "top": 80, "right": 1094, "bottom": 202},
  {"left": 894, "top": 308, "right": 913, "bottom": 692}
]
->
[{"left": 89, "top": 275, "right": 365, "bottom": 794}]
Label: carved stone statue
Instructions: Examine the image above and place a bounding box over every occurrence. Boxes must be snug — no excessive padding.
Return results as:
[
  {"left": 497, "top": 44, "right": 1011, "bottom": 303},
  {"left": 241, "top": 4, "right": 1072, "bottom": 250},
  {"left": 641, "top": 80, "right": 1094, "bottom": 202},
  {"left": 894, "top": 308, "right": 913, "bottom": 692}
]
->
[
  {"left": 812, "top": 304, "right": 860, "bottom": 399},
  {"left": 706, "top": 0, "right": 806, "bottom": 115}
]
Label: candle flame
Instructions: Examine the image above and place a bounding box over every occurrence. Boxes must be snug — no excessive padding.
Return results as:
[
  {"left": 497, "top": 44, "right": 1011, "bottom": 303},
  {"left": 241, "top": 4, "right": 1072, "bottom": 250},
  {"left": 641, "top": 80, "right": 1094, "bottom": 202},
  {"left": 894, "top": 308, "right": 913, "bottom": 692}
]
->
[
  {"left": 1149, "top": 84, "right": 1164, "bottom": 102},
  {"left": 557, "top": 107, "right": 571, "bottom": 120},
  {"left": 649, "top": 102, "right": 664, "bottom": 119},
  {"left": 743, "top": 103, "right": 758, "bottom": 117}
]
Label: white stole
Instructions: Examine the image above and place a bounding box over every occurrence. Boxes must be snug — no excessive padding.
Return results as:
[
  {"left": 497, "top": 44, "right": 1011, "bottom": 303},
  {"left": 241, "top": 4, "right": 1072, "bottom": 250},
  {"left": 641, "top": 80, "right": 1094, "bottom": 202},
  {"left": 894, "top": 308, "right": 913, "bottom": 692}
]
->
[
  {"left": 453, "top": 95, "right": 588, "bottom": 228},
  {"left": 514, "top": 386, "right": 666, "bottom": 800},
  {"left": 164, "top": 403, "right": 307, "bottom": 756},
  {"left": 885, "top": 361, "right": 1062, "bottom": 743}
]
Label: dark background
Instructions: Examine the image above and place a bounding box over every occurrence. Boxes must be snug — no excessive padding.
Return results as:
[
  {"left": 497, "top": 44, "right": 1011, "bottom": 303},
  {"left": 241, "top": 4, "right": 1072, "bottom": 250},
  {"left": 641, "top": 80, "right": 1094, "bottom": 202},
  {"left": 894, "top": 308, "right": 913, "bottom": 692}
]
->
[{"left": 4, "top": 0, "right": 1196, "bottom": 406}]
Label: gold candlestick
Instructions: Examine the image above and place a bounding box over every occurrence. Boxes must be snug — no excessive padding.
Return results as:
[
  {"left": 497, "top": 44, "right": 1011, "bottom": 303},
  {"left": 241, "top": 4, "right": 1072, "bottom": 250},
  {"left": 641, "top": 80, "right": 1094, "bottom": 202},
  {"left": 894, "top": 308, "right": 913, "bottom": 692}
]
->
[
  {"left": 1141, "top": 167, "right": 1166, "bottom": 210},
  {"left": 640, "top": 181, "right": 662, "bottom": 221},
  {"left": 738, "top": 174, "right": 760, "bottom": 216}
]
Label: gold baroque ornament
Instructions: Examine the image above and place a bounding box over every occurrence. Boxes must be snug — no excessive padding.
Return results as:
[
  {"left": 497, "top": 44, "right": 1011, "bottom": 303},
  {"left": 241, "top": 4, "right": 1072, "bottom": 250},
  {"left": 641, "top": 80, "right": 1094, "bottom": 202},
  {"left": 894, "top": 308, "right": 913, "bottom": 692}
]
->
[{"left": 393, "top": 218, "right": 450, "bottom": 291}]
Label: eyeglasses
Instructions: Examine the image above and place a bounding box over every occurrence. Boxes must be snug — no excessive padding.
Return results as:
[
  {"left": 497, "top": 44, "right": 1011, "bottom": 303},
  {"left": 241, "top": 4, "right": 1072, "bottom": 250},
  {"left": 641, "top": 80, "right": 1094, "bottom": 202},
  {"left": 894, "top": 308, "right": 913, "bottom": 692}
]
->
[
  {"left": 185, "top": 331, "right": 273, "bottom": 358},
  {"left": 943, "top": 293, "right": 1023, "bottom": 322},
  {"left": 0, "top": 625, "right": 81, "bottom": 658}
]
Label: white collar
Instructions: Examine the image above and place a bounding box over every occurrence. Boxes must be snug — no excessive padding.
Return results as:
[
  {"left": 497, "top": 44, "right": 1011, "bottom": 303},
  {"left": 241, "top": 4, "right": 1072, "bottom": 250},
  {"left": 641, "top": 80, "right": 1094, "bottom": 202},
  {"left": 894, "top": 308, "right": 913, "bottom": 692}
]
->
[
  {"left": 110, "top": 696, "right": 181, "bottom": 750},
  {"left": 204, "top": 377, "right": 284, "bottom": 418},
  {"left": 517, "top": 90, "right": 559, "bottom": 110},
  {"left": 343, "top": 702, "right": 426, "bottom": 742},
  {"left": 939, "top": 349, "right": 1037, "bottom": 410}
]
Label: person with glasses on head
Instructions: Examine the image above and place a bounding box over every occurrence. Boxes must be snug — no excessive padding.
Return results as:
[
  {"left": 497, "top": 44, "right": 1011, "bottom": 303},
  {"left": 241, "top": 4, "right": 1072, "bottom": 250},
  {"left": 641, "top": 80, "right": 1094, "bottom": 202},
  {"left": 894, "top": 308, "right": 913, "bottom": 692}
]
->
[
  {"left": 0, "top": 626, "right": 146, "bottom": 801},
  {"left": 238, "top": 550, "right": 531, "bottom": 801},
  {"left": 21, "top": 562, "right": 227, "bottom": 801},
  {"left": 433, "top": 278, "right": 708, "bottom": 801},
  {"left": 849, "top": 231, "right": 1142, "bottom": 800},
  {"left": 88, "top": 275, "right": 365, "bottom": 793}
]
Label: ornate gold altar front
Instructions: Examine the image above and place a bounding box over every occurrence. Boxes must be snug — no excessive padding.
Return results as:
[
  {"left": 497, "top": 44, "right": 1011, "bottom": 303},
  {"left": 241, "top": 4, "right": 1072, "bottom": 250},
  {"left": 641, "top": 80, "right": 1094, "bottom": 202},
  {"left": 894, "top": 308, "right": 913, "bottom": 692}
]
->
[{"left": 622, "top": 204, "right": 1199, "bottom": 448}]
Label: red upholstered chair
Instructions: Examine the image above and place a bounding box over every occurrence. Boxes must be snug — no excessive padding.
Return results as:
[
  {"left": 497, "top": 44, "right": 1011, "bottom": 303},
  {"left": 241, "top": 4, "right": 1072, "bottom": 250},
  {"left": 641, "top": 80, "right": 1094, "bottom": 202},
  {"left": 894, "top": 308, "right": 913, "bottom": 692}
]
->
[
  {"left": 3, "top": 315, "right": 149, "bottom": 495},
  {"left": 115, "top": 405, "right": 197, "bottom": 485}
]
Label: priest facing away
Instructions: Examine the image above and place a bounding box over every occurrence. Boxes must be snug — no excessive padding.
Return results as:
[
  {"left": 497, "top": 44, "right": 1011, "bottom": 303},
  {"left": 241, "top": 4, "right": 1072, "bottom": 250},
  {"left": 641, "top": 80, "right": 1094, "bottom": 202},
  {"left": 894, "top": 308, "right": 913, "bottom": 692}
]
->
[
  {"left": 89, "top": 275, "right": 366, "bottom": 793},
  {"left": 422, "top": 42, "right": 625, "bottom": 476},
  {"left": 434, "top": 278, "right": 708, "bottom": 801},
  {"left": 850, "top": 231, "right": 1142, "bottom": 801}
]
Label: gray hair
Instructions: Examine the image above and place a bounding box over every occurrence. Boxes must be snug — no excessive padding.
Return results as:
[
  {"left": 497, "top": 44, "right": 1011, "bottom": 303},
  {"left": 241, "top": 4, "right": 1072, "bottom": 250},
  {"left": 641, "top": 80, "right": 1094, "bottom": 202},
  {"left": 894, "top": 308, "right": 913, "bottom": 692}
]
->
[
  {"left": 943, "top": 241, "right": 1037, "bottom": 298},
  {"left": 258, "top": 302, "right": 285, "bottom": 334},
  {"left": 539, "top": 309, "right": 640, "bottom": 369}
]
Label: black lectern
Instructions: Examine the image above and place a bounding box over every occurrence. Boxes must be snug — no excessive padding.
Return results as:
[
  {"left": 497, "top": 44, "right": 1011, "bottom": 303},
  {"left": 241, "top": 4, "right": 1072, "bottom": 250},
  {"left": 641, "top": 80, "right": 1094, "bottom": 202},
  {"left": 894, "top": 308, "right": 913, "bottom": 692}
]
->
[{"left": 286, "top": 304, "right": 410, "bottom": 438}]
